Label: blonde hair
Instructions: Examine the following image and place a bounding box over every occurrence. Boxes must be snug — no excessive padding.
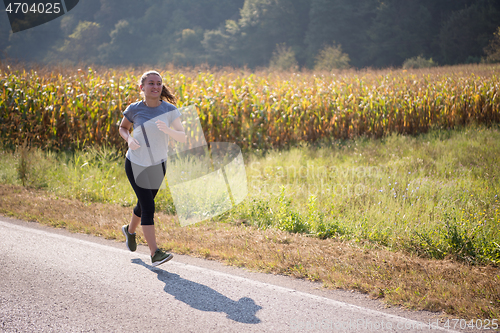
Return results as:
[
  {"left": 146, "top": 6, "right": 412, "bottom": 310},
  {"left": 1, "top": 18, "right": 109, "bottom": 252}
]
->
[{"left": 139, "top": 70, "right": 177, "bottom": 105}]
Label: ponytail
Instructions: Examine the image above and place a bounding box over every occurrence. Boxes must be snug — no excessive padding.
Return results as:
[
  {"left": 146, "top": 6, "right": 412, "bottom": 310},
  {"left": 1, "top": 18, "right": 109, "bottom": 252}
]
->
[{"left": 161, "top": 84, "right": 177, "bottom": 105}]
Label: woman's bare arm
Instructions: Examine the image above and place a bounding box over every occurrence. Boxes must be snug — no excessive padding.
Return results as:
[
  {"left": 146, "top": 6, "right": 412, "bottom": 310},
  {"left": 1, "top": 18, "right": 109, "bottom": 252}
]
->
[{"left": 119, "top": 116, "right": 141, "bottom": 150}]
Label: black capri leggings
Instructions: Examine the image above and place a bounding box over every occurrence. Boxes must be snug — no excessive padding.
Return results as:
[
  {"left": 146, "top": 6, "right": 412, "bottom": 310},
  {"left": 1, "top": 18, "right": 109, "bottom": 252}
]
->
[{"left": 125, "top": 158, "right": 166, "bottom": 226}]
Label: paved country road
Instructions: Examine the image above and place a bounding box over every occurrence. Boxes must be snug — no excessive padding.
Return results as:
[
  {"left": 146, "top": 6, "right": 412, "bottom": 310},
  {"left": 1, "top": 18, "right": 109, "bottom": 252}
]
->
[{"left": 0, "top": 216, "right": 463, "bottom": 333}]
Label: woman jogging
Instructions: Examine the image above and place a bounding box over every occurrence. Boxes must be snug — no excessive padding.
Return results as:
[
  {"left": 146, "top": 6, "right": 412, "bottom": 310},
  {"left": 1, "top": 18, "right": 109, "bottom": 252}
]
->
[{"left": 119, "top": 70, "right": 186, "bottom": 266}]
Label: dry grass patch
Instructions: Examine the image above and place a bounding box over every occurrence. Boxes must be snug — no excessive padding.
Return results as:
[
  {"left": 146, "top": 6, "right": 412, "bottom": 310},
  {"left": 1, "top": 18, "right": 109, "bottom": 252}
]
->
[{"left": 0, "top": 183, "right": 498, "bottom": 319}]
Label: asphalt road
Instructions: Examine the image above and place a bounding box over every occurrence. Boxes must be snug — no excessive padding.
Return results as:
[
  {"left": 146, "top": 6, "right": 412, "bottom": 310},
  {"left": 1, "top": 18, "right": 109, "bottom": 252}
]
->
[{"left": 0, "top": 216, "right": 462, "bottom": 333}]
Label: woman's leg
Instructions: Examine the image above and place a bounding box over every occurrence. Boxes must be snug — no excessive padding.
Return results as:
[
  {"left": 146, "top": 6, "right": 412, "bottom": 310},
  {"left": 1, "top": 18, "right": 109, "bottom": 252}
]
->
[
  {"left": 141, "top": 187, "right": 161, "bottom": 255},
  {"left": 125, "top": 159, "right": 165, "bottom": 256},
  {"left": 142, "top": 225, "right": 158, "bottom": 256},
  {"left": 129, "top": 210, "right": 158, "bottom": 256},
  {"left": 128, "top": 212, "right": 141, "bottom": 234}
]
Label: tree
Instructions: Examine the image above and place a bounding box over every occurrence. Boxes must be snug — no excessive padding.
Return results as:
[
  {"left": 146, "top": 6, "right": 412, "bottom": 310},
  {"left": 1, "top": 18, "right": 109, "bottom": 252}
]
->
[
  {"left": 439, "top": 0, "right": 500, "bottom": 64},
  {"left": 0, "top": 12, "right": 12, "bottom": 58},
  {"left": 94, "top": 0, "right": 148, "bottom": 30},
  {"left": 4, "top": 18, "right": 63, "bottom": 63},
  {"left": 98, "top": 20, "right": 143, "bottom": 66},
  {"left": 416, "top": 0, "right": 477, "bottom": 64},
  {"left": 233, "top": 0, "right": 310, "bottom": 68},
  {"left": 164, "top": 0, "right": 244, "bottom": 31},
  {"left": 202, "top": 23, "right": 238, "bottom": 66},
  {"left": 56, "top": 21, "right": 108, "bottom": 64},
  {"left": 366, "top": 0, "right": 433, "bottom": 68},
  {"left": 169, "top": 28, "right": 205, "bottom": 66},
  {"left": 306, "top": 0, "right": 376, "bottom": 68},
  {"left": 484, "top": 27, "right": 500, "bottom": 63}
]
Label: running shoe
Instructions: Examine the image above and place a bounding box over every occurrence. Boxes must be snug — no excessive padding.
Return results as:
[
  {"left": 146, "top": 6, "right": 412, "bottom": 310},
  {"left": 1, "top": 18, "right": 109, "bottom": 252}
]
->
[
  {"left": 121, "top": 225, "right": 137, "bottom": 252},
  {"left": 151, "top": 249, "right": 173, "bottom": 266}
]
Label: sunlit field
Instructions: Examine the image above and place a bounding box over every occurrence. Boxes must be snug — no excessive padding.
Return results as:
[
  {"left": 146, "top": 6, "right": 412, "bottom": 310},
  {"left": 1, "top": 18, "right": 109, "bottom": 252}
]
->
[{"left": 1, "top": 63, "right": 499, "bottom": 151}]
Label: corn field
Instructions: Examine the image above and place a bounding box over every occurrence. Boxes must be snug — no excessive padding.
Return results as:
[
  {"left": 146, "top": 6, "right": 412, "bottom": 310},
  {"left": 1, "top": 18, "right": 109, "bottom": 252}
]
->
[{"left": 1, "top": 64, "right": 499, "bottom": 151}]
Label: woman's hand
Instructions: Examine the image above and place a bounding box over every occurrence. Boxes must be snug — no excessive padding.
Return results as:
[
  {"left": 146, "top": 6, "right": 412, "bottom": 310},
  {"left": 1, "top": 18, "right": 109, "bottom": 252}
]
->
[
  {"left": 127, "top": 136, "right": 141, "bottom": 150},
  {"left": 156, "top": 118, "right": 186, "bottom": 143},
  {"left": 156, "top": 120, "right": 169, "bottom": 134}
]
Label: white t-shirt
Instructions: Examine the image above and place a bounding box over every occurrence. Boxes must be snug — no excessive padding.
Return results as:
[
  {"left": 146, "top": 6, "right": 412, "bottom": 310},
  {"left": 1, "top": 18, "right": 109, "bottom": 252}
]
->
[{"left": 123, "top": 100, "right": 181, "bottom": 166}]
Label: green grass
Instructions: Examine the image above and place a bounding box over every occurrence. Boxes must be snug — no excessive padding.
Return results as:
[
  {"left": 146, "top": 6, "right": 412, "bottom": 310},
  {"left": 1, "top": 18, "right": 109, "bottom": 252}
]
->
[
  {"left": 1, "top": 125, "right": 499, "bottom": 264},
  {"left": 229, "top": 125, "right": 500, "bottom": 264},
  {"left": 0, "top": 144, "right": 175, "bottom": 213}
]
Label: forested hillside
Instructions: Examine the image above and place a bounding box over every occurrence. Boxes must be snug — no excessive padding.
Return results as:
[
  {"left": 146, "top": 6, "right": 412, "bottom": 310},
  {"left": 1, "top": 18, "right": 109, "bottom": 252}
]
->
[{"left": 1, "top": 0, "right": 499, "bottom": 69}]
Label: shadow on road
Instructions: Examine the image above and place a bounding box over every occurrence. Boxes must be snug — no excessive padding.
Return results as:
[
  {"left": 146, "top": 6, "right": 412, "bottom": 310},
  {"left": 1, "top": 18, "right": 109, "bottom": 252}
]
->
[{"left": 131, "top": 258, "right": 262, "bottom": 324}]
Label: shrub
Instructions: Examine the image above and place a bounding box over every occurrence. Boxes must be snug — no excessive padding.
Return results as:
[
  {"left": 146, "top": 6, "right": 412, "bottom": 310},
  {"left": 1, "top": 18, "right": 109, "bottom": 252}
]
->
[
  {"left": 269, "top": 44, "right": 298, "bottom": 71},
  {"left": 314, "top": 43, "right": 350, "bottom": 70},
  {"left": 402, "top": 55, "right": 437, "bottom": 69}
]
